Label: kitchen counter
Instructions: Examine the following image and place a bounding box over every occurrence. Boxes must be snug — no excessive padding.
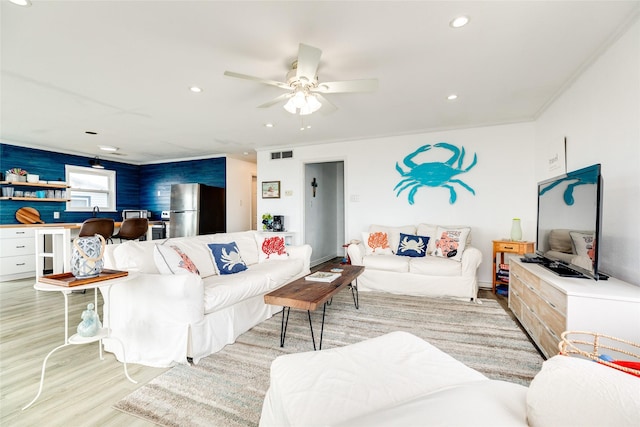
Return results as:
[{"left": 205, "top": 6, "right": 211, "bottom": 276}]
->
[{"left": 0, "top": 221, "right": 165, "bottom": 229}]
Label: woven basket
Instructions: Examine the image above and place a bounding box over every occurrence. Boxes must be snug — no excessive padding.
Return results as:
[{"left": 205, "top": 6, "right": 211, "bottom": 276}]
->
[{"left": 559, "top": 331, "right": 640, "bottom": 376}]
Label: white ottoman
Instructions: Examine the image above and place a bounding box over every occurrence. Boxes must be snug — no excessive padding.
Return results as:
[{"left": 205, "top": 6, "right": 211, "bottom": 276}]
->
[{"left": 259, "top": 331, "right": 495, "bottom": 426}]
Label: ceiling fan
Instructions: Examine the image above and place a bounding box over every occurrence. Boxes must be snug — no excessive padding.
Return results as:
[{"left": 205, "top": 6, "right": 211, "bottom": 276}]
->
[{"left": 224, "top": 43, "right": 378, "bottom": 116}]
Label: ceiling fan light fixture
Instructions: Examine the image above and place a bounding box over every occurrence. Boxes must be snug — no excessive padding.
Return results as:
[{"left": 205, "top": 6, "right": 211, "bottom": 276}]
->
[
  {"left": 306, "top": 94, "right": 322, "bottom": 113},
  {"left": 292, "top": 91, "right": 307, "bottom": 108},
  {"left": 283, "top": 98, "right": 297, "bottom": 114},
  {"left": 284, "top": 92, "right": 322, "bottom": 115}
]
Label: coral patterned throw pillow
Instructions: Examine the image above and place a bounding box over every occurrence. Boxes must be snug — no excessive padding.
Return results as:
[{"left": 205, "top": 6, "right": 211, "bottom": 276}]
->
[
  {"left": 362, "top": 231, "right": 393, "bottom": 255},
  {"left": 256, "top": 235, "right": 289, "bottom": 263},
  {"left": 433, "top": 227, "right": 470, "bottom": 262}
]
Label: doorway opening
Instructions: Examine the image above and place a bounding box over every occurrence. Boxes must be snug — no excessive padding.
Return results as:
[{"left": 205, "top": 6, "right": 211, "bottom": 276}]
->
[{"left": 304, "top": 161, "right": 345, "bottom": 267}]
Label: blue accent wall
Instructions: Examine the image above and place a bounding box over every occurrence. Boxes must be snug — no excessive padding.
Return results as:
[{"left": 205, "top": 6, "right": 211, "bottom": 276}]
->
[
  {"left": 0, "top": 144, "right": 226, "bottom": 224},
  {"left": 139, "top": 157, "right": 226, "bottom": 219}
]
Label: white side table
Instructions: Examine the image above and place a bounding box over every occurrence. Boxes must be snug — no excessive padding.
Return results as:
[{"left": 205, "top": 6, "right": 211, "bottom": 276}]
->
[{"left": 23, "top": 273, "right": 137, "bottom": 410}]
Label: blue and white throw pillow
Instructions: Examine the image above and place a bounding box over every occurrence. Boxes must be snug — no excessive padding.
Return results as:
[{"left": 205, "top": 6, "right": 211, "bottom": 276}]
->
[
  {"left": 207, "top": 242, "right": 248, "bottom": 275},
  {"left": 396, "top": 233, "right": 429, "bottom": 257}
]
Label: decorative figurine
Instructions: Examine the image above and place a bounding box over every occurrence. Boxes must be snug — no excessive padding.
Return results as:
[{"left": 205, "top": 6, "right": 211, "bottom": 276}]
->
[{"left": 77, "top": 303, "right": 102, "bottom": 337}]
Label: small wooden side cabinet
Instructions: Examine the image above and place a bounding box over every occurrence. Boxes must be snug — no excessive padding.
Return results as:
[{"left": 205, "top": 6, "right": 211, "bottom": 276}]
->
[{"left": 492, "top": 240, "right": 534, "bottom": 293}]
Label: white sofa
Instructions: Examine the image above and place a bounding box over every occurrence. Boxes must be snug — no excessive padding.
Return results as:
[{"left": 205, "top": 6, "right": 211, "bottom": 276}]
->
[
  {"left": 101, "top": 230, "right": 312, "bottom": 367},
  {"left": 348, "top": 224, "right": 482, "bottom": 301},
  {"left": 260, "top": 331, "right": 640, "bottom": 427}
]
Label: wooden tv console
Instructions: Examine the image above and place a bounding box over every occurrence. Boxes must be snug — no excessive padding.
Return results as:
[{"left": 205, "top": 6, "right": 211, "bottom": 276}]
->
[{"left": 508, "top": 258, "right": 640, "bottom": 358}]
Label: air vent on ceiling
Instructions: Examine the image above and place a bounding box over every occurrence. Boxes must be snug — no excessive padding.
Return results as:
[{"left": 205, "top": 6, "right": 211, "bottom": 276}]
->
[{"left": 271, "top": 150, "right": 293, "bottom": 160}]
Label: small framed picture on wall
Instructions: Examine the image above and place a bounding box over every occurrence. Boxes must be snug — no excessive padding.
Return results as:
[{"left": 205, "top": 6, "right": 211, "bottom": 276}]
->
[{"left": 262, "top": 181, "right": 281, "bottom": 198}]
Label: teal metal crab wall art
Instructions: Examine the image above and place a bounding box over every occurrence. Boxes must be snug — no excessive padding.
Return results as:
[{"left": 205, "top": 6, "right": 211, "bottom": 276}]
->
[{"left": 394, "top": 142, "right": 478, "bottom": 205}]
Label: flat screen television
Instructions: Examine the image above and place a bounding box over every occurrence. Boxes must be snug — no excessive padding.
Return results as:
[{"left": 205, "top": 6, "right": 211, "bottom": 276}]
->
[{"left": 535, "top": 163, "right": 607, "bottom": 280}]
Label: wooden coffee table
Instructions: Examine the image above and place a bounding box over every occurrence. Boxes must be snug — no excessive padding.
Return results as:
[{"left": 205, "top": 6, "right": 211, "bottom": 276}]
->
[{"left": 264, "top": 265, "right": 364, "bottom": 350}]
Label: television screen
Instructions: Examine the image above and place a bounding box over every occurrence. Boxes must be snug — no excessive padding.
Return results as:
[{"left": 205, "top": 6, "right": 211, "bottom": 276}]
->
[{"left": 536, "top": 164, "right": 603, "bottom": 280}]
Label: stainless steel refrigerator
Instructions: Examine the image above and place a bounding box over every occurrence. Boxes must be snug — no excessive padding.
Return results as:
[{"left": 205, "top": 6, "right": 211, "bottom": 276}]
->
[{"left": 169, "top": 183, "right": 226, "bottom": 237}]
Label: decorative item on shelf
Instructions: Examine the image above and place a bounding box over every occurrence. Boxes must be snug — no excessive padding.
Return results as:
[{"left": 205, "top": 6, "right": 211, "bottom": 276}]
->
[
  {"left": 5, "top": 168, "right": 28, "bottom": 182},
  {"left": 71, "top": 234, "right": 106, "bottom": 278},
  {"left": 272, "top": 215, "right": 284, "bottom": 231},
  {"left": 26, "top": 174, "right": 39, "bottom": 183},
  {"left": 76, "top": 303, "right": 102, "bottom": 337},
  {"left": 510, "top": 218, "right": 522, "bottom": 241},
  {"left": 262, "top": 213, "right": 273, "bottom": 231}
]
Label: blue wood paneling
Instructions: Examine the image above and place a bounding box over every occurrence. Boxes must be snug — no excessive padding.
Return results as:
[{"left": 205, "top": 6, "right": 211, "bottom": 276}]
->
[
  {"left": 139, "top": 157, "right": 226, "bottom": 219},
  {"left": 1, "top": 144, "right": 226, "bottom": 224}
]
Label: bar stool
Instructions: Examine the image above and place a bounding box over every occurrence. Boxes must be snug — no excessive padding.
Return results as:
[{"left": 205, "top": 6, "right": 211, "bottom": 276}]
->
[
  {"left": 112, "top": 218, "right": 149, "bottom": 242},
  {"left": 78, "top": 218, "right": 115, "bottom": 243}
]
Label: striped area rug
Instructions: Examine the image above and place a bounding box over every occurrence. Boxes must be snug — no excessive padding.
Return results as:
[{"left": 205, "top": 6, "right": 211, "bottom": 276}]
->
[{"left": 114, "top": 291, "right": 544, "bottom": 426}]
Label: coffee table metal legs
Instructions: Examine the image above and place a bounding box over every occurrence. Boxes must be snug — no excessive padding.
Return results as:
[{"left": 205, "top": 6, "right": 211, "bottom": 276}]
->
[
  {"left": 279, "top": 302, "right": 328, "bottom": 351},
  {"left": 279, "top": 307, "right": 291, "bottom": 347},
  {"left": 278, "top": 279, "right": 359, "bottom": 351},
  {"left": 350, "top": 279, "right": 359, "bottom": 309}
]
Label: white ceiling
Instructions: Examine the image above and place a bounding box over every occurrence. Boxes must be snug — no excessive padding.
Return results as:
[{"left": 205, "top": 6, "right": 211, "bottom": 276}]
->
[{"left": 2, "top": 1, "right": 638, "bottom": 164}]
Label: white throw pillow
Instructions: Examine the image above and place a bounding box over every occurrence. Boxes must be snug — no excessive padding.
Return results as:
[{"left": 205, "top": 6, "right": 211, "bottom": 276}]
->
[
  {"left": 153, "top": 244, "right": 200, "bottom": 275},
  {"left": 527, "top": 355, "right": 640, "bottom": 427},
  {"left": 255, "top": 234, "right": 289, "bottom": 262},
  {"left": 169, "top": 238, "right": 217, "bottom": 277},
  {"left": 362, "top": 231, "right": 393, "bottom": 255},
  {"left": 432, "top": 227, "right": 470, "bottom": 262}
]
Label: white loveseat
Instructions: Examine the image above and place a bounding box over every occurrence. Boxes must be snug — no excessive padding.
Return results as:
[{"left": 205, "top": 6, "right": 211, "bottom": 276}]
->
[
  {"left": 347, "top": 224, "right": 482, "bottom": 301},
  {"left": 260, "top": 331, "right": 640, "bottom": 427},
  {"left": 101, "top": 230, "right": 311, "bottom": 367}
]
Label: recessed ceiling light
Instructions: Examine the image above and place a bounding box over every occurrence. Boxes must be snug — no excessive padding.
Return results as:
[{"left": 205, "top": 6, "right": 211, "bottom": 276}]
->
[
  {"left": 9, "top": 0, "right": 32, "bottom": 6},
  {"left": 447, "top": 94, "right": 458, "bottom": 100},
  {"left": 264, "top": 123, "right": 274, "bottom": 128},
  {"left": 189, "top": 86, "right": 203, "bottom": 93},
  {"left": 98, "top": 145, "right": 119, "bottom": 152},
  {"left": 450, "top": 16, "right": 469, "bottom": 28},
  {"left": 243, "top": 151, "right": 249, "bottom": 156}
]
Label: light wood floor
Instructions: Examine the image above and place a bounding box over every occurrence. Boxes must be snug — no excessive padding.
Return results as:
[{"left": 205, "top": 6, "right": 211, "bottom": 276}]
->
[
  {"left": 0, "top": 267, "right": 518, "bottom": 426},
  {"left": 0, "top": 277, "right": 167, "bottom": 426}
]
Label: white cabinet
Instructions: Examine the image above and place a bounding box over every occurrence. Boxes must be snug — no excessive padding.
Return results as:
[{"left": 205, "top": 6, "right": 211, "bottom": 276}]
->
[
  {"left": 0, "top": 227, "right": 36, "bottom": 281},
  {"left": 509, "top": 258, "right": 640, "bottom": 358}
]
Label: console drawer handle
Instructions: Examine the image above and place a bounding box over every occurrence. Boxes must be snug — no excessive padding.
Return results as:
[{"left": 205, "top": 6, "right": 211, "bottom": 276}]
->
[
  {"left": 548, "top": 301, "right": 556, "bottom": 309},
  {"left": 504, "top": 246, "right": 514, "bottom": 250},
  {"left": 16, "top": 262, "right": 26, "bottom": 266},
  {"left": 16, "top": 245, "right": 25, "bottom": 249}
]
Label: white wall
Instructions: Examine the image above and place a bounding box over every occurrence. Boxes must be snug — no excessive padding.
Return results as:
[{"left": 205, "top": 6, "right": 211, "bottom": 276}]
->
[
  {"left": 225, "top": 157, "right": 257, "bottom": 232},
  {"left": 257, "top": 18, "right": 639, "bottom": 287},
  {"left": 258, "top": 122, "right": 537, "bottom": 286},
  {"left": 534, "top": 18, "right": 640, "bottom": 285}
]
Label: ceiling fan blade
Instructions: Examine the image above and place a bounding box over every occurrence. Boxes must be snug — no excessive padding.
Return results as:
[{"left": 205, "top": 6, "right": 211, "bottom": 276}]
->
[
  {"left": 312, "top": 79, "right": 378, "bottom": 94},
  {"left": 224, "top": 71, "right": 290, "bottom": 90},
  {"left": 296, "top": 43, "right": 322, "bottom": 82},
  {"left": 257, "top": 93, "right": 291, "bottom": 108},
  {"left": 314, "top": 93, "right": 338, "bottom": 115}
]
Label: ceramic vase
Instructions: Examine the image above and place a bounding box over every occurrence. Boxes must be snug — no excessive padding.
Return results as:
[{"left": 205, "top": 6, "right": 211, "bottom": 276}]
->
[{"left": 510, "top": 218, "right": 522, "bottom": 241}]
